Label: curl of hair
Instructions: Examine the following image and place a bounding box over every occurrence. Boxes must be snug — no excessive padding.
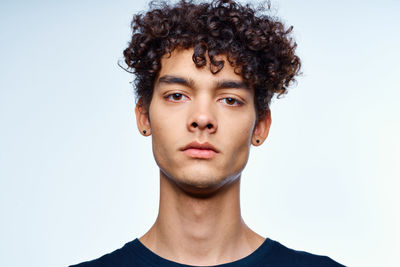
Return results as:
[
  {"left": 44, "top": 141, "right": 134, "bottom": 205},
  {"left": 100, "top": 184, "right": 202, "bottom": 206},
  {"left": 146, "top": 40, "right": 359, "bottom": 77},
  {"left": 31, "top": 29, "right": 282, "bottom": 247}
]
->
[{"left": 123, "top": 0, "right": 301, "bottom": 119}]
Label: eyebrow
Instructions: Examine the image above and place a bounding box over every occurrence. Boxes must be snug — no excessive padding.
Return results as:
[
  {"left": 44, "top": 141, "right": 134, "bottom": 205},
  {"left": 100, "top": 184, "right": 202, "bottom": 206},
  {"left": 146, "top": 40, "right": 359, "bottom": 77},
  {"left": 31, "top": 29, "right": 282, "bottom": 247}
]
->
[
  {"left": 157, "top": 75, "right": 195, "bottom": 88},
  {"left": 215, "top": 80, "right": 249, "bottom": 90},
  {"left": 157, "top": 75, "right": 249, "bottom": 90}
]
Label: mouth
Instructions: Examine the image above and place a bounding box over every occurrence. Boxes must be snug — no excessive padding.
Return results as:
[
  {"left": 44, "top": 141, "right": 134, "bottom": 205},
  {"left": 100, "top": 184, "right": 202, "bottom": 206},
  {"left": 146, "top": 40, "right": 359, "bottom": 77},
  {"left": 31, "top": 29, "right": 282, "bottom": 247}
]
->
[{"left": 180, "top": 141, "right": 219, "bottom": 159}]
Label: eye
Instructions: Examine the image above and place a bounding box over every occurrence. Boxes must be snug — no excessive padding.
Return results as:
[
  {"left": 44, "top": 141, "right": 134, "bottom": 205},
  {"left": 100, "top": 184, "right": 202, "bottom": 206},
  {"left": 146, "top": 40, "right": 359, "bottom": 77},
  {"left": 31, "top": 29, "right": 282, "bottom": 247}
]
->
[
  {"left": 220, "top": 97, "right": 243, "bottom": 106},
  {"left": 165, "top": 93, "right": 188, "bottom": 102}
]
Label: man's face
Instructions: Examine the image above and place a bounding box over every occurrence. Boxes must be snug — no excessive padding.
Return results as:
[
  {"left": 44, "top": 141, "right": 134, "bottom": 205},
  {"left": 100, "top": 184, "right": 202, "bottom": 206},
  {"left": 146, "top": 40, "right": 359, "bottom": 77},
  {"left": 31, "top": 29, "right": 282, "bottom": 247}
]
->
[{"left": 146, "top": 48, "right": 261, "bottom": 195}]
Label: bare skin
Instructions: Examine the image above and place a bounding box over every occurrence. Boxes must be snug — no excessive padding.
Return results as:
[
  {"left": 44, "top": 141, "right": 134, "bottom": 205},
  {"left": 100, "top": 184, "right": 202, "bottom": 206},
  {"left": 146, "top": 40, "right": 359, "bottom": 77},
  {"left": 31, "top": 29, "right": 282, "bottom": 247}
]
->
[{"left": 135, "top": 48, "right": 271, "bottom": 266}]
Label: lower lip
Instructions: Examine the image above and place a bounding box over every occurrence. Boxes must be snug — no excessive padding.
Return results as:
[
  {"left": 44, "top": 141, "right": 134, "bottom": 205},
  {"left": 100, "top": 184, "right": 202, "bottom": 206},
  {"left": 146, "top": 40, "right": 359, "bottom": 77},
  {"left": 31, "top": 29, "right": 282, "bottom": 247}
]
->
[{"left": 183, "top": 148, "right": 217, "bottom": 159}]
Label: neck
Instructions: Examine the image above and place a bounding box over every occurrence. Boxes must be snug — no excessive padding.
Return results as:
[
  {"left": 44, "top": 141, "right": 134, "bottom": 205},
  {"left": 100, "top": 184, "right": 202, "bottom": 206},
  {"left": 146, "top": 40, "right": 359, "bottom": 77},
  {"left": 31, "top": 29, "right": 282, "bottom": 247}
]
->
[{"left": 139, "top": 170, "right": 265, "bottom": 266}]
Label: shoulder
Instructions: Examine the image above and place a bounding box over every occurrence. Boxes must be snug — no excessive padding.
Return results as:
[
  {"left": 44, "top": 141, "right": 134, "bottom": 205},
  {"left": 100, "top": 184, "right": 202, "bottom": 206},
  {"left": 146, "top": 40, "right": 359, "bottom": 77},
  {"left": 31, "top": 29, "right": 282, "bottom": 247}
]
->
[
  {"left": 263, "top": 238, "right": 346, "bottom": 267},
  {"left": 68, "top": 239, "right": 148, "bottom": 267}
]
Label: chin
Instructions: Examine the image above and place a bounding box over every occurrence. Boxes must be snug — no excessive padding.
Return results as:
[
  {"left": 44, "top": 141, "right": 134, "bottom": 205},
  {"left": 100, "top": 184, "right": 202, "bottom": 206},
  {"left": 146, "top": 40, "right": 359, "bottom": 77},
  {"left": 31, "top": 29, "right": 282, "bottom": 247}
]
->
[{"left": 163, "top": 168, "right": 241, "bottom": 198}]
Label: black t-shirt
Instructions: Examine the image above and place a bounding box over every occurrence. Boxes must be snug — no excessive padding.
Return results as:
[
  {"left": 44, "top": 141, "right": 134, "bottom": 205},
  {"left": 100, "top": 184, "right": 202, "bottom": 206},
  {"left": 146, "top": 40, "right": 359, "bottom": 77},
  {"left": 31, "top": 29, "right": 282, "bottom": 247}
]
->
[{"left": 70, "top": 238, "right": 345, "bottom": 267}]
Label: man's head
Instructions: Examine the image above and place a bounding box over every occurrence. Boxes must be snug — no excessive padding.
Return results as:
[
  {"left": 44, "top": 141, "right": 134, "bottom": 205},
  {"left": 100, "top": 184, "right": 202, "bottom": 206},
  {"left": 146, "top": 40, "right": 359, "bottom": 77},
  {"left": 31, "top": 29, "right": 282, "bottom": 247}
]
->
[
  {"left": 123, "top": 0, "right": 301, "bottom": 120},
  {"left": 124, "top": 0, "right": 301, "bottom": 196}
]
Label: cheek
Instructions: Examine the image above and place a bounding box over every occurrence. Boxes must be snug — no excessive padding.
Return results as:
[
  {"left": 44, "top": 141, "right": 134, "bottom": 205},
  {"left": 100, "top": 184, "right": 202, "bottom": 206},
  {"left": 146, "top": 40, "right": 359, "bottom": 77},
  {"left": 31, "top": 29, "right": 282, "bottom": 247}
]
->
[
  {"left": 149, "top": 103, "right": 169, "bottom": 161},
  {"left": 149, "top": 105, "right": 183, "bottom": 164},
  {"left": 151, "top": 124, "right": 176, "bottom": 172},
  {"left": 151, "top": 117, "right": 173, "bottom": 155},
  {"left": 230, "top": 111, "right": 256, "bottom": 143},
  {"left": 223, "top": 113, "right": 255, "bottom": 158}
]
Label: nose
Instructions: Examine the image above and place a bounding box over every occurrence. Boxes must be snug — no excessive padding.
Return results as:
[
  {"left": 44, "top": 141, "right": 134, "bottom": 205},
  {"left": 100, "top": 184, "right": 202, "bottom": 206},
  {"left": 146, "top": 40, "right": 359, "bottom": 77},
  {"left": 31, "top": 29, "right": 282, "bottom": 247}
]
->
[{"left": 187, "top": 101, "right": 217, "bottom": 134}]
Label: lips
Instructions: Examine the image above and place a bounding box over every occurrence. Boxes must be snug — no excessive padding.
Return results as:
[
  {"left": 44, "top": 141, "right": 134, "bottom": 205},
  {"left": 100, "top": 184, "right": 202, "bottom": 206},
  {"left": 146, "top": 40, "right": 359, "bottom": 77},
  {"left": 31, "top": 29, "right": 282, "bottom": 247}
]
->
[{"left": 181, "top": 141, "right": 219, "bottom": 159}]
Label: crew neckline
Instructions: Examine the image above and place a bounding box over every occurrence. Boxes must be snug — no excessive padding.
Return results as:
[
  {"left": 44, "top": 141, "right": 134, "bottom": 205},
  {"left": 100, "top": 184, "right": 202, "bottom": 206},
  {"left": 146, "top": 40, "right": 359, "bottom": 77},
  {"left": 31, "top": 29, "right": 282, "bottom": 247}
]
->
[{"left": 129, "top": 237, "right": 274, "bottom": 266}]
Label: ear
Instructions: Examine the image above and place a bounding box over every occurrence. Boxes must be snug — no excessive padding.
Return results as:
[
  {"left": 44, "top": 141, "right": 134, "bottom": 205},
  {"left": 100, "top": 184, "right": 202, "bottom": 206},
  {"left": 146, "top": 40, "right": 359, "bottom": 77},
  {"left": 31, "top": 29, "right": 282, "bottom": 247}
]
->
[
  {"left": 135, "top": 98, "right": 151, "bottom": 136},
  {"left": 252, "top": 109, "right": 272, "bottom": 146}
]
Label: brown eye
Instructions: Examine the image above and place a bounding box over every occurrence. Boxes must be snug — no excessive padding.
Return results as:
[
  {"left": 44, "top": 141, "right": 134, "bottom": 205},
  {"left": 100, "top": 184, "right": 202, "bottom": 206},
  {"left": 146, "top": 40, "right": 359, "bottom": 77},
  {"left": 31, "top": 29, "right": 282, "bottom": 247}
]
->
[
  {"left": 225, "top": 98, "right": 236, "bottom": 105},
  {"left": 221, "top": 97, "right": 242, "bottom": 106},
  {"left": 166, "top": 93, "right": 187, "bottom": 102},
  {"left": 173, "top": 93, "right": 182, "bottom": 100}
]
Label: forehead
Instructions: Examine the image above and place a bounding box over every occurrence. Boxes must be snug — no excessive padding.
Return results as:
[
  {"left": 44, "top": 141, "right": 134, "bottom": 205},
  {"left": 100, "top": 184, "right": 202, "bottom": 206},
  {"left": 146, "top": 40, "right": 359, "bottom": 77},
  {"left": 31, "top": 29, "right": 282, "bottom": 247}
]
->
[{"left": 157, "top": 48, "right": 244, "bottom": 85}]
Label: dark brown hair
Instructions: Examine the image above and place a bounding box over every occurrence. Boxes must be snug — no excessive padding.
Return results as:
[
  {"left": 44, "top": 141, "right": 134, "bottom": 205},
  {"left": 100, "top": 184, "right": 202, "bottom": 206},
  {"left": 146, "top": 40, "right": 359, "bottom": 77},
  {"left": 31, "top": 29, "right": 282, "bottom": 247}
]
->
[{"left": 123, "top": 0, "right": 301, "bottom": 118}]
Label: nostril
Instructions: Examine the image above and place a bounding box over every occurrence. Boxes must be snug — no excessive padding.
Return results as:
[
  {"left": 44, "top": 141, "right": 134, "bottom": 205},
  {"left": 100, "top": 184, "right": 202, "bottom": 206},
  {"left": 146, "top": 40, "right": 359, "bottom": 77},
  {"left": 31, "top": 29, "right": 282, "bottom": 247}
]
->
[
  {"left": 192, "top": 122, "right": 198, "bottom": 128},
  {"left": 207, "top": 123, "right": 213, "bottom": 129}
]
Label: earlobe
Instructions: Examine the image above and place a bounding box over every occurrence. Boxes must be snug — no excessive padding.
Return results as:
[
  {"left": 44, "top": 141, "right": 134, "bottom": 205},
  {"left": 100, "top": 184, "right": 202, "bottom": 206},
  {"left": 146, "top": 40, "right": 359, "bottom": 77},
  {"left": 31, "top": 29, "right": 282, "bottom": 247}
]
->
[
  {"left": 252, "top": 109, "right": 272, "bottom": 146},
  {"left": 135, "top": 98, "right": 151, "bottom": 136}
]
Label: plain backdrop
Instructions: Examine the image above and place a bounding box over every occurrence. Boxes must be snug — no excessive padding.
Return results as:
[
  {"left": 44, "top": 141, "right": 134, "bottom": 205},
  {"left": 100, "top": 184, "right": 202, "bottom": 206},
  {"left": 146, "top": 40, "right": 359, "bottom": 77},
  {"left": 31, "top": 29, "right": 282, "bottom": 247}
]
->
[{"left": 1, "top": 0, "right": 399, "bottom": 266}]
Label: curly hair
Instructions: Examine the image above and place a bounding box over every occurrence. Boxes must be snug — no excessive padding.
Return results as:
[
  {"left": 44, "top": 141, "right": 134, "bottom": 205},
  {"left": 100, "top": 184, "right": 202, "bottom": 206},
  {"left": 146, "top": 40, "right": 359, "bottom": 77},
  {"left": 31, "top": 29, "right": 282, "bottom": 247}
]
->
[{"left": 123, "top": 0, "right": 301, "bottom": 119}]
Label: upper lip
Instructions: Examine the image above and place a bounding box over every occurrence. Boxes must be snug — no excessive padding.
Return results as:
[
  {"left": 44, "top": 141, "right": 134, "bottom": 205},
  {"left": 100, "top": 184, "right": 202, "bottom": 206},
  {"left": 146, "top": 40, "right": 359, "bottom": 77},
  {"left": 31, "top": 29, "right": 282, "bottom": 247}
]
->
[{"left": 181, "top": 141, "right": 220, "bottom": 153}]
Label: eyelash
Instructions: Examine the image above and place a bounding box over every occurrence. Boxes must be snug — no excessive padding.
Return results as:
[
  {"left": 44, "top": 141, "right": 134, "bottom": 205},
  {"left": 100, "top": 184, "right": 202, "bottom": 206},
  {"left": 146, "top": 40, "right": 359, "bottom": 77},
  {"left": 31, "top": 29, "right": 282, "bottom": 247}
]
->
[{"left": 164, "top": 93, "right": 243, "bottom": 106}]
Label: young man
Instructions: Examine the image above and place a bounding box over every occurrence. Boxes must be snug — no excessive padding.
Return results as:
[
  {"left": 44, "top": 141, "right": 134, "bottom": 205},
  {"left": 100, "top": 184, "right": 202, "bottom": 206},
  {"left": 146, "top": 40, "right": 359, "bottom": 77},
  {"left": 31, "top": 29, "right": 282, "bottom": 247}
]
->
[{"left": 71, "top": 0, "right": 344, "bottom": 266}]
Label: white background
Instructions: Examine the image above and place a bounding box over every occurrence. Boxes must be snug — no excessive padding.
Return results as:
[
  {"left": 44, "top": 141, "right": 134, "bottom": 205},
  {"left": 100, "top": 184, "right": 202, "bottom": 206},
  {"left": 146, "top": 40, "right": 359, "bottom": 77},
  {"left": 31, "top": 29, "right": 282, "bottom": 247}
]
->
[{"left": 1, "top": 0, "right": 399, "bottom": 266}]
